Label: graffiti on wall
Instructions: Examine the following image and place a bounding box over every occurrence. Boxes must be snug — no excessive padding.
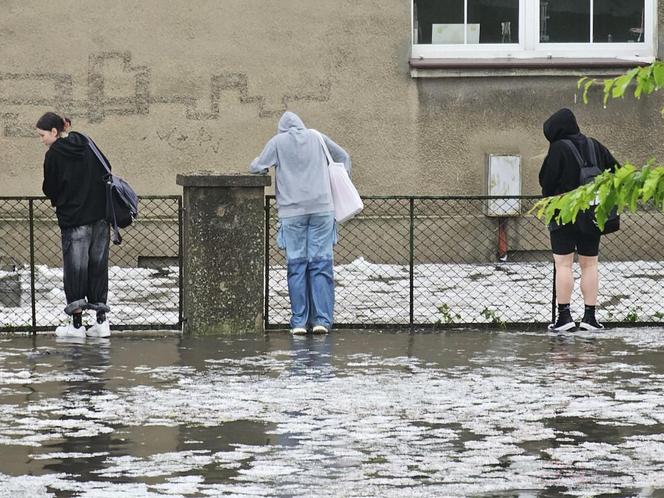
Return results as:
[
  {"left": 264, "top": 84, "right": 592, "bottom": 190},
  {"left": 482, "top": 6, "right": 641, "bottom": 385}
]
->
[{"left": 0, "top": 52, "right": 332, "bottom": 143}]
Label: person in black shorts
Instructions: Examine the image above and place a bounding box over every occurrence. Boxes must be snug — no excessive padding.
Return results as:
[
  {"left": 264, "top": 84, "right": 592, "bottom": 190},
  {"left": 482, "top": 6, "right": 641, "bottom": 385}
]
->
[{"left": 539, "top": 108, "right": 619, "bottom": 331}]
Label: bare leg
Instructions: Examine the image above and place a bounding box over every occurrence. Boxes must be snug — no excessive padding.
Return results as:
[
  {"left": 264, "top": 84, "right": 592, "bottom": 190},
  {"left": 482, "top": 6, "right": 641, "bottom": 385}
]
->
[
  {"left": 578, "top": 255, "right": 599, "bottom": 305},
  {"left": 553, "top": 253, "right": 575, "bottom": 304}
]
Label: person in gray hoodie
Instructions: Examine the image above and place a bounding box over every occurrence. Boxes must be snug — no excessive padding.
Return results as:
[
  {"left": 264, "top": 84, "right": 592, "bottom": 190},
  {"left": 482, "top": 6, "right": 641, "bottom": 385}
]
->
[{"left": 251, "top": 111, "right": 351, "bottom": 335}]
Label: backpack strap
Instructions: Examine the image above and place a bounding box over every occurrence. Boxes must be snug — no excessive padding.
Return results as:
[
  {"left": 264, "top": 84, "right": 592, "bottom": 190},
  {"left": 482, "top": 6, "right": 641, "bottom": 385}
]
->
[
  {"left": 585, "top": 137, "right": 598, "bottom": 168},
  {"left": 560, "top": 139, "right": 584, "bottom": 168}
]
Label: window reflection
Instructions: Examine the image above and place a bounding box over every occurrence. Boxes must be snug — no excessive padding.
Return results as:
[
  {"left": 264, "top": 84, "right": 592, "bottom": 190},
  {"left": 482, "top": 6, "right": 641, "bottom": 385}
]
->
[
  {"left": 593, "top": 0, "right": 644, "bottom": 43},
  {"left": 414, "top": 0, "right": 464, "bottom": 45},
  {"left": 414, "top": 0, "right": 518, "bottom": 44},
  {"left": 540, "top": 0, "right": 590, "bottom": 43},
  {"left": 468, "top": 0, "right": 519, "bottom": 44}
]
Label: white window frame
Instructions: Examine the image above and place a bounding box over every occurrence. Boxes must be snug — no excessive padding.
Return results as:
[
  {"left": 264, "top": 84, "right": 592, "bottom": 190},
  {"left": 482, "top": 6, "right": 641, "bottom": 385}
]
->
[{"left": 411, "top": 0, "right": 657, "bottom": 61}]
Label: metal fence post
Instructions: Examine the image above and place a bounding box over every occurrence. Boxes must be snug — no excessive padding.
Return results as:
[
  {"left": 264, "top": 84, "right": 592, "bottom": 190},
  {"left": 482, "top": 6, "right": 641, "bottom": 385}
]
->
[
  {"left": 409, "top": 198, "right": 415, "bottom": 331},
  {"left": 178, "top": 196, "right": 184, "bottom": 328},
  {"left": 264, "top": 197, "right": 270, "bottom": 330},
  {"left": 551, "top": 263, "right": 557, "bottom": 324},
  {"left": 28, "top": 199, "right": 36, "bottom": 332}
]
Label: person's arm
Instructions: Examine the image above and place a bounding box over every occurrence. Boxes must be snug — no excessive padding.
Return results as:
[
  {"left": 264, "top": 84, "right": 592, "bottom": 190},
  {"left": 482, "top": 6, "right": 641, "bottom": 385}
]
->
[
  {"left": 596, "top": 141, "right": 620, "bottom": 173},
  {"left": 250, "top": 138, "right": 278, "bottom": 174},
  {"left": 539, "top": 143, "right": 563, "bottom": 197},
  {"left": 322, "top": 134, "right": 351, "bottom": 176},
  {"left": 41, "top": 153, "right": 60, "bottom": 204}
]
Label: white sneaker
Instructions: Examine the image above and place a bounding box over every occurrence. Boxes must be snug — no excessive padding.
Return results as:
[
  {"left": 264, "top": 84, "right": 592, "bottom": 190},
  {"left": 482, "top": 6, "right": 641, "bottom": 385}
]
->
[
  {"left": 312, "top": 325, "right": 329, "bottom": 334},
  {"left": 86, "top": 319, "right": 111, "bottom": 338},
  {"left": 290, "top": 327, "right": 307, "bottom": 335},
  {"left": 55, "top": 323, "right": 86, "bottom": 338}
]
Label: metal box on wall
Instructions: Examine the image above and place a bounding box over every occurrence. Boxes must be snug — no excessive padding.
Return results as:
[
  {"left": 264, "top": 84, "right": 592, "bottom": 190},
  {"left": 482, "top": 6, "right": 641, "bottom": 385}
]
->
[{"left": 486, "top": 154, "right": 521, "bottom": 217}]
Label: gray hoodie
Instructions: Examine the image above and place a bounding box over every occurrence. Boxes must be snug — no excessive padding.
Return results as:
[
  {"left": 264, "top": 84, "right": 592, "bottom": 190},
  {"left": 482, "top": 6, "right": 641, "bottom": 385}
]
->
[{"left": 250, "top": 111, "right": 351, "bottom": 218}]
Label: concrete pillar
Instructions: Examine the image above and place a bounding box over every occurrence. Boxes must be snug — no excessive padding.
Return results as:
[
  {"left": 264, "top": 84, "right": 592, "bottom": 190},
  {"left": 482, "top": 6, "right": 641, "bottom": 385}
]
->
[{"left": 176, "top": 172, "right": 271, "bottom": 335}]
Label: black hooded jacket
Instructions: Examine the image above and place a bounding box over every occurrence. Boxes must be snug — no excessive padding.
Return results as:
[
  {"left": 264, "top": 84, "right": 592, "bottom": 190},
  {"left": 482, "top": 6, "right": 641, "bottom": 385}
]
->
[
  {"left": 42, "top": 131, "right": 109, "bottom": 228},
  {"left": 539, "top": 108, "right": 619, "bottom": 197}
]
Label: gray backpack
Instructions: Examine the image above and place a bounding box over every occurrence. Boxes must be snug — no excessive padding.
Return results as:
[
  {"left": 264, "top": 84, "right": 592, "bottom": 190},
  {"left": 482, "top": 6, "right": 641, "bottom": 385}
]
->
[{"left": 561, "top": 138, "right": 620, "bottom": 235}]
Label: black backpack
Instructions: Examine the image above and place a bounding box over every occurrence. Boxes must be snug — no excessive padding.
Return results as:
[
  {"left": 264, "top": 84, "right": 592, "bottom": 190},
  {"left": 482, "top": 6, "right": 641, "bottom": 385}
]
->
[
  {"left": 561, "top": 138, "right": 620, "bottom": 236},
  {"left": 85, "top": 135, "right": 139, "bottom": 245}
]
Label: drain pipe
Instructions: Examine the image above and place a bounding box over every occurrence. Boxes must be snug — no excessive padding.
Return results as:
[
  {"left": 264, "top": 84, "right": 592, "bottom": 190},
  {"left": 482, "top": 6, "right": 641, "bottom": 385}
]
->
[{"left": 497, "top": 218, "right": 508, "bottom": 262}]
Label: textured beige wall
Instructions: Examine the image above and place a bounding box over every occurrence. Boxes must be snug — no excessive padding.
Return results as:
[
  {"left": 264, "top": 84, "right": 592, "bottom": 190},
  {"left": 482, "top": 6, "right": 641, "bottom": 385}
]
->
[{"left": 1, "top": 0, "right": 662, "bottom": 197}]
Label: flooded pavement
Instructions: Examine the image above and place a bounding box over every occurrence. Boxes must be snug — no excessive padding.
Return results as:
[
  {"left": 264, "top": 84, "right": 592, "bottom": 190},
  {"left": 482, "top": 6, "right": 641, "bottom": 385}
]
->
[{"left": 1, "top": 328, "right": 664, "bottom": 497}]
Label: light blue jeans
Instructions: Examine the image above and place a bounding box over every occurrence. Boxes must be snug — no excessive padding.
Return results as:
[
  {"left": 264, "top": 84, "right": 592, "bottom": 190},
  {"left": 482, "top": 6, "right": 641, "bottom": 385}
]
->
[{"left": 277, "top": 212, "right": 336, "bottom": 329}]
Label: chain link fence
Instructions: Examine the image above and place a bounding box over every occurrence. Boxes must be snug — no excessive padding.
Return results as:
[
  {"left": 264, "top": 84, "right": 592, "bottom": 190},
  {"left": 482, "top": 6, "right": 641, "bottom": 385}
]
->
[
  {"left": 0, "top": 196, "right": 181, "bottom": 332},
  {"left": 265, "top": 196, "right": 664, "bottom": 329},
  {"left": 3, "top": 195, "right": 661, "bottom": 332}
]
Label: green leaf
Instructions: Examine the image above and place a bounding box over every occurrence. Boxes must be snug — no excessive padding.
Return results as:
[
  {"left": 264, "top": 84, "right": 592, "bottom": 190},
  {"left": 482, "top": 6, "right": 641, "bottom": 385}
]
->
[
  {"left": 531, "top": 198, "right": 550, "bottom": 219},
  {"left": 602, "top": 80, "right": 615, "bottom": 106},
  {"left": 544, "top": 197, "right": 560, "bottom": 224},
  {"left": 612, "top": 68, "right": 638, "bottom": 99},
  {"left": 653, "top": 62, "right": 664, "bottom": 88},
  {"left": 582, "top": 79, "right": 596, "bottom": 104},
  {"left": 642, "top": 169, "right": 661, "bottom": 202}
]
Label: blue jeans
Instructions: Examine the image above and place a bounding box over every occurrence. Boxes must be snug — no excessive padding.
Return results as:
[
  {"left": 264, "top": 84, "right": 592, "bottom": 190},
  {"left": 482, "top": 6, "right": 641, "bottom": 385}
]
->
[
  {"left": 60, "top": 220, "right": 111, "bottom": 315},
  {"left": 277, "top": 212, "right": 336, "bottom": 329}
]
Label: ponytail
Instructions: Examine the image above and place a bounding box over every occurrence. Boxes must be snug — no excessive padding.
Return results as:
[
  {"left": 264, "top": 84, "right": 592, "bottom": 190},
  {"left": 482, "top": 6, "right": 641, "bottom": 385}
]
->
[{"left": 36, "top": 112, "right": 66, "bottom": 133}]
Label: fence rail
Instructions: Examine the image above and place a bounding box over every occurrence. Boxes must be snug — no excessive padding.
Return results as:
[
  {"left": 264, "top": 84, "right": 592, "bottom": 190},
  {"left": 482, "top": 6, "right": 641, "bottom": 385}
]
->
[
  {"left": 265, "top": 195, "right": 664, "bottom": 329},
  {"left": 0, "top": 196, "right": 181, "bottom": 332}
]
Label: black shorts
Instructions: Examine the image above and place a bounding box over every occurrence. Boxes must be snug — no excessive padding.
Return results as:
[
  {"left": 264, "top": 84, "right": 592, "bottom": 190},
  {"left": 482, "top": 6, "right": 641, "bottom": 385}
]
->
[{"left": 550, "top": 223, "right": 600, "bottom": 257}]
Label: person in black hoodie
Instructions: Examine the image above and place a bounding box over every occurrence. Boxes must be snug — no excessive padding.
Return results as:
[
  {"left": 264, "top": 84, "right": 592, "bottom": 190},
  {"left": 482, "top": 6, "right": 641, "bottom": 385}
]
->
[
  {"left": 539, "top": 108, "right": 619, "bottom": 332},
  {"left": 37, "top": 112, "right": 111, "bottom": 338}
]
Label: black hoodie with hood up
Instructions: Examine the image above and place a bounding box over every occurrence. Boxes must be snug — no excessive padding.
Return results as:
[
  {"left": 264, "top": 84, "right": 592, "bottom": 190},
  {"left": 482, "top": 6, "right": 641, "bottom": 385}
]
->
[
  {"left": 42, "top": 131, "right": 109, "bottom": 229},
  {"left": 539, "top": 108, "right": 619, "bottom": 197}
]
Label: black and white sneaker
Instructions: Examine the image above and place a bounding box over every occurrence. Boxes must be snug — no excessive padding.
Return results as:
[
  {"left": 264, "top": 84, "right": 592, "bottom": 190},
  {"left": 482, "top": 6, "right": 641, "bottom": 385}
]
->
[
  {"left": 578, "top": 318, "right": 605, "bottom": 331},
  {"left": 547, "top": 316, "right": 577, "bottom": 332}
]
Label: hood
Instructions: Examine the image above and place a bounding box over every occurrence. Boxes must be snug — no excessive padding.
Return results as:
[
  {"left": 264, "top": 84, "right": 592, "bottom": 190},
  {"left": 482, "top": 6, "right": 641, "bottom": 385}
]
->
[
  {"left": 278, "top": 111, "right": 305, "bottom": 133},
  {"left": 50, "top": 131, "right": 87, "bottom": 159},
  {"left": 543, "top": 108, "right": 580, "bottom": 142}
]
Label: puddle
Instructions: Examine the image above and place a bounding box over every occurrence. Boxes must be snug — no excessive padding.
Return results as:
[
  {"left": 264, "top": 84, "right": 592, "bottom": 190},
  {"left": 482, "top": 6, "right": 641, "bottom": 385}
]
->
[{"left": 0, "top": 329, "right": 664, "bottom": 496}]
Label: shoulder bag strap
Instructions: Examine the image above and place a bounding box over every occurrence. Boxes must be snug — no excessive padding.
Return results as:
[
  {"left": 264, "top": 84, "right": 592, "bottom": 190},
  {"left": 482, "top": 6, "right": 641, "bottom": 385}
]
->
[
  {"left": 82, "top": 134, "right": 112, "bottom": 176},
  {"left": 311, "top": 129, "right": 333, "bottom": 166},
  {"left": 82, "top": 134, "right": 121, "bottom": 243}
]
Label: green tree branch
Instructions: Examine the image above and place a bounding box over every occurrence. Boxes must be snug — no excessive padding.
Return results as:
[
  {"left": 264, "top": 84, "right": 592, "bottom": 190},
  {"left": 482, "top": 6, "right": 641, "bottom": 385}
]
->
[
  {"left": 532, "top": 163, "right": 664, "bottom": 229},
  {"left": 577, "top": 60, "right": 664, "bottom": 111},
  {"left": 533, "top": 61, "right": 664, "bottom": 226}
]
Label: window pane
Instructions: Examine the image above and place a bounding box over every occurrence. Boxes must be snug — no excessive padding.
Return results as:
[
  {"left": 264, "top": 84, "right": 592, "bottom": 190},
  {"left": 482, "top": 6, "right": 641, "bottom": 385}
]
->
[
  {"left": 540, "top": 0, "right": 590, "bottom": 43},
  {"left": 594, "top": 0, "right": 645, "bottom": 43},
  {"left": 468, "top": 0, "right": 519, "bottom": 44},
  {"left": 414, "top": 0, "right": 464, "bottom": 44}
]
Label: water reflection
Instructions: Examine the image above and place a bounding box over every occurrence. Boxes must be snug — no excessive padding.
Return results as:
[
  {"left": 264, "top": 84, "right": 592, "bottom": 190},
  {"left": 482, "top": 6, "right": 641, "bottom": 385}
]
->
[
  {"left": 288, "top": 334, "right": 333, "bottom": 378},
  {"left": 0, "top": 329, "right": 663, "bottom": 497},
  {"left": 37, "top": 339, "right": 115, "bottom": 487}
]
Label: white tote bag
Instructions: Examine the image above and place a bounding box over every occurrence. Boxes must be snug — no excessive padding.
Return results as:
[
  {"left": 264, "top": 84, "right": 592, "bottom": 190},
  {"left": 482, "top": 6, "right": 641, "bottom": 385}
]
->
[{"left": 312, "top": 130, "right": 363, "bottom": 223}]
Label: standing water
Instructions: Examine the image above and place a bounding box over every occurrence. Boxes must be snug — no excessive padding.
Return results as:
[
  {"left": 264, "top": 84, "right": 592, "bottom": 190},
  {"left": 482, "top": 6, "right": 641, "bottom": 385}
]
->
[{"left": 1, "top": 328, "right": 664, "bottom": 497}]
